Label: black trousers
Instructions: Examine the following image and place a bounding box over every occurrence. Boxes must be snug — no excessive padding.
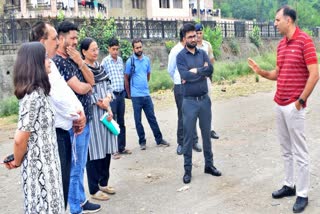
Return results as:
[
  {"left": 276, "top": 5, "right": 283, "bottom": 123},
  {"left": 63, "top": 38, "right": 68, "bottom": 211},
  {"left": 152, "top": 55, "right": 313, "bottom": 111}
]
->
[
  {"left": 56, "top": 128, "right": 72, "bottom": 209},
  {"left": 86, "top": 154, "right": 111, "bottom": 195},
  {"left": 182, "top": 95, "right": 213, "bottom": 172},
  {"left": 174, "top": 84, "right": 198, "bottom": 146},
  {"left": 110, "top": 90, "right": 126, "bottom": 152}
]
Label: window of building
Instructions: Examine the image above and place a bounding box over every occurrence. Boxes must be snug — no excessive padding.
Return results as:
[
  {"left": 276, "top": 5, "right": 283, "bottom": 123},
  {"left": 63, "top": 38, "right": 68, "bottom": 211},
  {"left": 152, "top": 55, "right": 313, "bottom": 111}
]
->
[
  {"left": 159, "top": 0, "right": 169, "bottom": 8},
  {"left": 110, "top": 0, "right": 122, "bottom": 8},
  {"left": 173, "top": 0, "right": 182, "bottom": 8},
  {"left": 132, "top": 0, "right": 145, "bottom": 9}
]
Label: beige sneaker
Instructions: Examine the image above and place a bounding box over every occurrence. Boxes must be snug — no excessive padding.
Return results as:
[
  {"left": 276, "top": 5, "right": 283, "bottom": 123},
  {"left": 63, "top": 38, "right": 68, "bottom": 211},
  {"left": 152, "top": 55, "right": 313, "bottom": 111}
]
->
[
  {"left": 99, "top": 185, "right": 116, "bottom": 194},
  {"left": 91, "top": 190, "right": 110, "bottom": 201}
]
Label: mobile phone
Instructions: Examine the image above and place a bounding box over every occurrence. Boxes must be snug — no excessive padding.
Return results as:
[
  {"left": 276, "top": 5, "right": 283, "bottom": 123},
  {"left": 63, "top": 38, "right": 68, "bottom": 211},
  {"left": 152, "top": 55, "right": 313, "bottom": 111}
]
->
[{"left": 2, "top": 154, "right": 14, "bottom": 163}]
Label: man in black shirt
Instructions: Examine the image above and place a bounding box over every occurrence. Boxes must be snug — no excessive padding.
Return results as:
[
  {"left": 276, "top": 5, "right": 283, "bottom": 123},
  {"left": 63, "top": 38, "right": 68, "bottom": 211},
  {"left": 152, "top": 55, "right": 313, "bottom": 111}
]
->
[{"left": 176, "top": 23, "right": 222, "bottom": 184}]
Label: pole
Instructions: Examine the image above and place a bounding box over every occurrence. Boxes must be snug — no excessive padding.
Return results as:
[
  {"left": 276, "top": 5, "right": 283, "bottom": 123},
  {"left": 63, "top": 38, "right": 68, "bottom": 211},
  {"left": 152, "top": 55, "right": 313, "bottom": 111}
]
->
[{"left": 197, "top": 0, "right": 200, "bottom": 20}]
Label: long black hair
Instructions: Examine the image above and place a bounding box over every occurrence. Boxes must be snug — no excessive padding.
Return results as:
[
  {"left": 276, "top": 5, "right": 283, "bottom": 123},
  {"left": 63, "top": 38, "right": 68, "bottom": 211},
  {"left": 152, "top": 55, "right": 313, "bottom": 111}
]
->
[{"left": 13, "top": 42, "right": 50, "bottom": 99}]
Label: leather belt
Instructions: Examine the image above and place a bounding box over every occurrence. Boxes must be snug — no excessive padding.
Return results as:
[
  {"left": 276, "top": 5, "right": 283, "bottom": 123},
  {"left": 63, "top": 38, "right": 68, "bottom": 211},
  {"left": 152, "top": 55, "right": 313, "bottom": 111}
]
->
[
  {"left": 113, "top": 90, "right": 124, "bottom": 95},
  {"left": 184, "top": 94, "right": 208, "bottom": 101}
]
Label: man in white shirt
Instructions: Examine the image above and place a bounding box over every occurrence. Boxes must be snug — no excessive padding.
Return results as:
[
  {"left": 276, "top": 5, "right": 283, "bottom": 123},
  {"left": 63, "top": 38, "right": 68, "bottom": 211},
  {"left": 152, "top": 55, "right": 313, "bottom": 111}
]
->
[
  {"left": 29, "top": 21, "right": 85, "bottom": 209},
  {"left": 167, "top": 28, "right": 202, "bottom": 155},
  {"left": 195, "top": 23, "right": 220, "bottom": 140}
]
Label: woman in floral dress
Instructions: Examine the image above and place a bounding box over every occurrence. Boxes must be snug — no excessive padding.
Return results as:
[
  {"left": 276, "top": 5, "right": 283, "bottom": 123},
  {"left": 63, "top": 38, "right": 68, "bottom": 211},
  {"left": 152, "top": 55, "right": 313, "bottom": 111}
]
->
[{"left": 4, "top": 42, "right": 64, "bottom": 213}]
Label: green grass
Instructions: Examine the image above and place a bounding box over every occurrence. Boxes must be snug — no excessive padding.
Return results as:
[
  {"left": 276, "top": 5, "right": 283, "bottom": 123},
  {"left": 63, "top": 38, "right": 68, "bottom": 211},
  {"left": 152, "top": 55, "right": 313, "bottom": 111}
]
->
[
  {"left": 148, "top": 52, "right": 278, "bottom": 92},
  {"left": 149, "top": 59, "right": 174, "bottom": 93},
  {"left": 213, "top": 52, "right": 276, "bottom": 83},
  {"left": 0, "top": 96, "right": 19, "bottom": 117}
]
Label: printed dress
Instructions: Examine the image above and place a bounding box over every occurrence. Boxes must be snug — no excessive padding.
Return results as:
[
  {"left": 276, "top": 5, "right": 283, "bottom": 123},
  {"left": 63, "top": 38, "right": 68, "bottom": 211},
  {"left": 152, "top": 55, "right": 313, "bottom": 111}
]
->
[
  {"left": 18, "top": 89, "right": 64, "bottom": 214},
  {"left": 87, "top": 62, "right": 118, "bottom": 160}
]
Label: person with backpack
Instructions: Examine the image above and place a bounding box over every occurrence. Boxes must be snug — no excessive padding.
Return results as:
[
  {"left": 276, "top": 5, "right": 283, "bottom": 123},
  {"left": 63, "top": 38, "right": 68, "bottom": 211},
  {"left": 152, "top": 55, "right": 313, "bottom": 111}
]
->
[{"left": 124, "top": 38, "right": 170, "bottom": 150}]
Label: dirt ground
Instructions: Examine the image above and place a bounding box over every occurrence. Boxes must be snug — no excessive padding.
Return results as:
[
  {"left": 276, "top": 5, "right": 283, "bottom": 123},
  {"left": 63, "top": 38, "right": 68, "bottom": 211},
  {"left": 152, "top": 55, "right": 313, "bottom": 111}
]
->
[{"left": 1, "top": 76, "right": 320, "bottom": 214}]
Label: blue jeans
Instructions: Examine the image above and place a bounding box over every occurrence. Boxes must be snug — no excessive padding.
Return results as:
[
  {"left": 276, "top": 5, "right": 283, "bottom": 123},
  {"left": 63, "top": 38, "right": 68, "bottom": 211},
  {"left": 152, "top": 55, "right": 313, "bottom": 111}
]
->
[
  {"left": 68, "top": 123, "right": 90, "bottom": 214},
  {"left": 131, "top": 96, "right": 162, "bottom": 145}
]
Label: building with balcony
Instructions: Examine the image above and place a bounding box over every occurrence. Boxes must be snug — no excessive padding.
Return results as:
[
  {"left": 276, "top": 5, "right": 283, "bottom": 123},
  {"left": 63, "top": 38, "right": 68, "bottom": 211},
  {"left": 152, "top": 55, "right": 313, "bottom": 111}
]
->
[
  {"left": 0, "top": 0, "right": 107, "bottom": 18},
  {"left": 0, "top": 0, "right": 219, "bottom": 20}
]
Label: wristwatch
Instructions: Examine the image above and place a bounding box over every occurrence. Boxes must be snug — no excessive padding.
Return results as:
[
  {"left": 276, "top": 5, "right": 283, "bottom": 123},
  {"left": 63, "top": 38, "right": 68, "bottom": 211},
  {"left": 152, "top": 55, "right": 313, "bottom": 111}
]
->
[{"left": 298, "top": 98, "right": 305, "bottom": 105}]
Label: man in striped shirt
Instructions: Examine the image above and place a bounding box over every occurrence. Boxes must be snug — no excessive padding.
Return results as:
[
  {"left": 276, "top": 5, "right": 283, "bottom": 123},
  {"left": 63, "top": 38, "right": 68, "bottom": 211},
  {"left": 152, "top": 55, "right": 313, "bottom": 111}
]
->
[{"left": 248, "top": 6, "right": 318, "bottom": 213}]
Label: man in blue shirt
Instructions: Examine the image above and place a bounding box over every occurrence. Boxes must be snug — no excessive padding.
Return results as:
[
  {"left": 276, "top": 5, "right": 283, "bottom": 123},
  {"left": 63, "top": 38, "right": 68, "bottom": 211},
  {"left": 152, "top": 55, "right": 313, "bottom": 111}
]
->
[
  {"left": 124, "top": 38, "right": 169, "bottom": 150},
  {"left": 177, "top": 23, "right": 222, "bottom": 184}
]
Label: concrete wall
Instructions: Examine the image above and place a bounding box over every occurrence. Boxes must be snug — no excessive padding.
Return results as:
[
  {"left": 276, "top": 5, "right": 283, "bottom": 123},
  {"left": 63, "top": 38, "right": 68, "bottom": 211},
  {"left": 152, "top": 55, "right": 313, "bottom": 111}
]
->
[
  {"left": 146, "top": 0, "right": 189, "bottom": 19},
  {"left": 108, "top": 0, "right": 146, "bottom": 18},
  {"left": 0, "top": 54, "right": 16, "bottom": 100}
]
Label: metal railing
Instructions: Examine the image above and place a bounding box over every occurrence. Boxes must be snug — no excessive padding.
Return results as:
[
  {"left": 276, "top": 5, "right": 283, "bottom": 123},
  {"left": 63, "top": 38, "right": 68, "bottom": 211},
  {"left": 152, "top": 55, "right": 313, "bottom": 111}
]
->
[{"left": 0, "top": 16, "right": 319, "bottom": 45}]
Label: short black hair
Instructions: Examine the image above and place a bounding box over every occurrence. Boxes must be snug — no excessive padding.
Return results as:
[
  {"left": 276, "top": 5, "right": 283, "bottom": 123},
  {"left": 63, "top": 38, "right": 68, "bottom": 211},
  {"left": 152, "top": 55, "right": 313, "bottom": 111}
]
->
[
  {"left": 29, "top": 21, "right": 48, "bottom": 41},
  {"left": 57, "top": 21, "right": 78, "bottom": 35},
  {"left": 181, "top": 23, "right": 196, "bottom": 38},
  {"left": 79, "top": 37, "right": 95, "bottom": 59},
  {"left": 277, "top": 5, "right": 296, "bottom": 22},
  {"left": 108, "top": 37, "right": 119, "bottom": 47},
  {"left": 132, "top": 38, "right": 142, "bottom": 47}
]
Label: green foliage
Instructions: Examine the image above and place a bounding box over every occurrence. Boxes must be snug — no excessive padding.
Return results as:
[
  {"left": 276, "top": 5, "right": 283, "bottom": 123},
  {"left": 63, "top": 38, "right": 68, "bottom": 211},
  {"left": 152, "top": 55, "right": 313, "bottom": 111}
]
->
[
  {"left": 249, "top": 26, "right": 262, "bottom": 48},
  {"left": 79, "top": 17, "right": 117, "bottom": 54},
  {"left": 295, "top": 0, "right": 320, "bottom": 27},
  {"left": 149, "top": 59, "right": 173, "bottom": 92},
  {"left": 203, "top": 26, "right": 223, "bottom": 59},
  {"left": 216, "top": 0, "right": 320, "bottom": 27},
  {"left": 302, "top": 28, "right": 313, "bottom": 37},
  {"left": 120, "top": 39, "right": 132, "bottom": 62},
  {"left": 0, "top": 96, "right": 19, "bottom": 117},
  {"left": 164, "top": 40, "right": 176, "bottom": 54},
  {"left": 229, "top": 38, "right": 240, "bottom": 55},
  {"left": 220, "top": 2, "right": 232, "bottom": 17},
  {"left": 57, "top": 10, "right": 65, "bottom": 22},
  {"left": 213, "top": 52, "right": 276, "bottom": 83}
]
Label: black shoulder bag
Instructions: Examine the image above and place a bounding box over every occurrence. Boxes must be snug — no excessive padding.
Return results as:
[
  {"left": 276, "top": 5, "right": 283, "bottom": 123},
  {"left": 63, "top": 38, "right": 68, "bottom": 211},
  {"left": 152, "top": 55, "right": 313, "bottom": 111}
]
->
[{"left": 125, "top": 56, "right": 135, "bottom": 99}]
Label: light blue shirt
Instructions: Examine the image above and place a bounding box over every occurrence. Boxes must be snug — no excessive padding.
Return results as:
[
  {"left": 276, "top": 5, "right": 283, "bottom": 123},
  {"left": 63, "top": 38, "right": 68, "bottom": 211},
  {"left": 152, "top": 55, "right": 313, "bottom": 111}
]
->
[
  {"left": 125, "top": 54, "right": 151, "bottom": 97},
  {"left": 167, "top": 42, "right": 184, "bottom": 85},
  {"left": 101, "top": 55, "right": 124, "bottom": 92}
]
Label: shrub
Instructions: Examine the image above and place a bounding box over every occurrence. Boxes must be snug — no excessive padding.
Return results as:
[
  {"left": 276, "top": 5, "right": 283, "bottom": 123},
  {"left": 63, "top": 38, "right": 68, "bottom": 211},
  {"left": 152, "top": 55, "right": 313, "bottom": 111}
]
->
[
  {"left": 79, "top": 16, "right": 117, "bottom": 55},
  {"left": 0, "top": 96, "right": 19, "bottom": 117},
  {"left": 249, "top": 25, "right": 262, "bottom": 48},
  {"left": 203, "top": 26, "right": 223, "bottom": 59},
  {"left": 302, "top": 28, "right": 313, "bottom": 37},
  {"left": 164, "top": 40, "right": 176, "bottom": 54},
  {"left": 57, "top": 10, "right": 65, "bottom": 22},
  {"left": 120, "top": 39, "right": 132, "bottom": 62},
  {"left": 229, "top": 38, "right": 240, "bottom": 55}
]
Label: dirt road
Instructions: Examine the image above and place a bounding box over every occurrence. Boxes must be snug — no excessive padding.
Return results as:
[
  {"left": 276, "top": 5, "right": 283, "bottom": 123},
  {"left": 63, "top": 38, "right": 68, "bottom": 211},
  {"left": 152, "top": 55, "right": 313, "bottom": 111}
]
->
[{"left": 1, "top": 78, "right": 320, "bottom": 214}]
